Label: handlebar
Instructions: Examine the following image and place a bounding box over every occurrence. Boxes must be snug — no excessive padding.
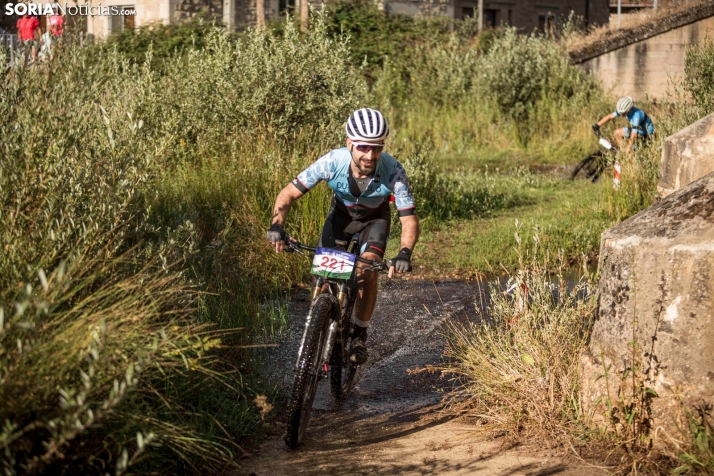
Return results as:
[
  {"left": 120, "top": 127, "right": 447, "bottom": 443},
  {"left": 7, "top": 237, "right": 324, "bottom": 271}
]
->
[{"left": 282, "top": 234, "right": 393, "bottom": 274}]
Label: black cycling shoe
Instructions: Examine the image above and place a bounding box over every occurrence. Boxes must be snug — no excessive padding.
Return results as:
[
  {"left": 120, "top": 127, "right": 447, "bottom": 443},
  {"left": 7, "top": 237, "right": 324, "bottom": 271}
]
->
[{"left": 349, "top": 331, "right": 368, "bottom": 365}]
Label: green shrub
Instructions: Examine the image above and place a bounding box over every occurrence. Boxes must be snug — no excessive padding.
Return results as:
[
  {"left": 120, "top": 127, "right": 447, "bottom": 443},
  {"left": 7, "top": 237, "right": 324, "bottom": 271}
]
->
[
  {"left": 478, "top": 29, "right": 602, "bottom": 138},
  {"left": 104, "top": 17, "right": 217, "bottom": 65},
  {"left": 323, "top": 0, "right": 472, "bottom": 69},
  {"left": 684, "top": 37, "right": 714, "bottom": 115},
  {"left": 373, "top": 26, "right": 609, "bottom": 161},
  {"left": 0, "top": 14, "right": 363, "bottom": 473}
]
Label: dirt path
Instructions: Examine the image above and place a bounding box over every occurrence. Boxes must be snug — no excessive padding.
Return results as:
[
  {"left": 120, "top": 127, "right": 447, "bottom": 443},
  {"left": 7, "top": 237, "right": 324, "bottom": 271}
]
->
[{"left": 239, "top": 278, "right": 605, "bottom": 476}]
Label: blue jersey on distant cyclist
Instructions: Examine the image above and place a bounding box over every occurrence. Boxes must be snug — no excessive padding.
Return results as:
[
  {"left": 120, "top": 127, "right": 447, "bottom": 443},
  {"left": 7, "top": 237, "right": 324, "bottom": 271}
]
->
[
  {"left": 614, "top": 106, "right": 654, "bottom": 139},
  {"left": 292, "top": 147, "right": 416, "bottom": 220}
]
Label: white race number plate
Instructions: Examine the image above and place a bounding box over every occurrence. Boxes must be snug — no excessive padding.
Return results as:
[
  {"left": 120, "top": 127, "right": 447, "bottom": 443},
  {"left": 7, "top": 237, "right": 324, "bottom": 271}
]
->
[
  {"left": 311, "top": 248, "right": 356, "bottom": 280},
  {"left": 599, "top": 138, "right": 615, "bottom": 150}
]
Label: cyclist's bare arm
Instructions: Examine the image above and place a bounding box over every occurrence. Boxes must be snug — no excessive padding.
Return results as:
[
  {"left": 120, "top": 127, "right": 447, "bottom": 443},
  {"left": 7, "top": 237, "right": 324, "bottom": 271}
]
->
[
  {"left": 597, "top": 113, "right": 616, "bottom": 127},
  {"left": 399, "top": 215, "right": 419, "bottom": 253},
  {"left": 270, "top": 183, "right": 304, "bottom": 253}
]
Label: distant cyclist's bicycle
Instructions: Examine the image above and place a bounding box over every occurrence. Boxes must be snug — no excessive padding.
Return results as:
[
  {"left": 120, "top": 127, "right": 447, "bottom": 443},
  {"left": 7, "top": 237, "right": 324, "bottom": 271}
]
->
[
  {"left": 571, "top": 130, "right": 620, "bottom": 188},
  {"left": 282, "top": 234, "right": 392, "bottom": 449}
]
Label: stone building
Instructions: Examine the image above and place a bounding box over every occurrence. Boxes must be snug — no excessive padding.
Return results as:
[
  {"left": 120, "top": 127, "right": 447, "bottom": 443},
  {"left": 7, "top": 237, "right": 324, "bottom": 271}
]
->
[{"left": 63, "top": 0, "right": 608, "bottom": 38}]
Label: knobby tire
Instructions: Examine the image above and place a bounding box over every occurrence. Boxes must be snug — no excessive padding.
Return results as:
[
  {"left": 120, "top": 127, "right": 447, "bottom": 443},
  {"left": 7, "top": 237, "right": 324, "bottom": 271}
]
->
[
  {"left": 330, "top": 361, "right": 358, "bottom": 401},
  {"left": 284, "top": 295, "right": 333, "bottom": 449},
  {"left": 571, "top": 150, "right": 605, "bottom": 182}
]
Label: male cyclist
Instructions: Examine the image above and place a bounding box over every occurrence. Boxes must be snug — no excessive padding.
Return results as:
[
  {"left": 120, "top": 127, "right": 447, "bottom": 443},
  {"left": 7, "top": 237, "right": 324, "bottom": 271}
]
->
[
  {"left": 266, "top": 108, "right": 419, "bottom": 365},
  {"left": 593, "top": 96, "right": 655, "bottom": 150}
]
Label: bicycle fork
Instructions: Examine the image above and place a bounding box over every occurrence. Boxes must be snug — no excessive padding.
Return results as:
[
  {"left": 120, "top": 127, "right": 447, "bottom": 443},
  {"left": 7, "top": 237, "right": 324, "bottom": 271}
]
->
[
  {"left": 295, "top": 280, "right": 348, "bottom": 375},
  {"left": 319, "top": 282, "right": 349, "bottom": 374}
]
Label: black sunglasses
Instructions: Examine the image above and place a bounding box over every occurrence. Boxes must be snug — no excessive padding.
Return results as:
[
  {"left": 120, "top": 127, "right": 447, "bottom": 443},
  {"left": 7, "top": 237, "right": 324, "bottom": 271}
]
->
[{"left": 354, "top": 143, "right": 384, "bottom": 153}]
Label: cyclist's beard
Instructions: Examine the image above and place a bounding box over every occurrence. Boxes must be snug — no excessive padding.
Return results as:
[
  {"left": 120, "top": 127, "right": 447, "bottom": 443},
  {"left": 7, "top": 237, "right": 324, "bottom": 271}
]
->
[{"left": 353, "top": 156, "right": 378, "bottom": 175}]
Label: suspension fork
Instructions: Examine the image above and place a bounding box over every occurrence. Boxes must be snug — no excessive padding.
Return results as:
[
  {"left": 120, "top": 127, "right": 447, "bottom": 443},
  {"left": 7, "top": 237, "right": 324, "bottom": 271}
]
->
[{"left": 320, "top": 281, "right": 348, "bottom": 370}]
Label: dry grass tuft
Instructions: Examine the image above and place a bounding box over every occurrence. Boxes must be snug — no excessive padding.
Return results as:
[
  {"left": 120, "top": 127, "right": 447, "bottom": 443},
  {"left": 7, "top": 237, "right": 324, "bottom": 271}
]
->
[
  {"left": 566, "top": 0, "right": 711, "bottom": 56},
  {"left": 442, "top": 265, "right": 596, "bottom": 441}
]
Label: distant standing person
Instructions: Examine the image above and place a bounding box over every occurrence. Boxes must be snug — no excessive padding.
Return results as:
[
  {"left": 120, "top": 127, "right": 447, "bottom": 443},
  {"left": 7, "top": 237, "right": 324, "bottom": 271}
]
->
[
  {"left": 48, "top": 9, "right": 64, "bottom": 58},
  {"left": 592, "top": 96, "right": 655, "bottom": 150},
  {"left": 16, "top": 13, "right": 41, "bottom": 65}
]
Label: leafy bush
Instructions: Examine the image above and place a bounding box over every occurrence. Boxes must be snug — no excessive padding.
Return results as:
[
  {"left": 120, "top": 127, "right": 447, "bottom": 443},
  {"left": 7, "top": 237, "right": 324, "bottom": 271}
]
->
[
  {"left": 479, "top": 29, "right": 598, "bottom": 123},
  {"left": 684, "top": 36, "right": 714, "bottom": 115},
  {"left": 323, "top": 0, "right": 474, "bottom": 70},
  {"left": 0, "top": 15, "right": 362, "bottom": 473},
  {"left": 373, "top": 25, "right": 609, "bottom": 159},
  {"left": 104, "top": 17, "right": 217, "bottom": 64}
]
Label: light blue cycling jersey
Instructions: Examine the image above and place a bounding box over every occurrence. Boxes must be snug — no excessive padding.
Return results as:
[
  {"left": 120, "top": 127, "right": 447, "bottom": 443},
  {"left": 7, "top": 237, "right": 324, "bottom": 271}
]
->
[
  {"left": 614, "top": 106, "right": 655, "bottom": 137},
  {"left": 292, "top": 147, "right": 416, "bottom": 220}
]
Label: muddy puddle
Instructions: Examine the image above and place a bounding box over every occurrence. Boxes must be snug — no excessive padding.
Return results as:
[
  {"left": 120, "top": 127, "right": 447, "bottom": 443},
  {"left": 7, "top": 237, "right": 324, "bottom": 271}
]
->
[{"left": 251, "top": 278, "right": 487, "bottom": 420}]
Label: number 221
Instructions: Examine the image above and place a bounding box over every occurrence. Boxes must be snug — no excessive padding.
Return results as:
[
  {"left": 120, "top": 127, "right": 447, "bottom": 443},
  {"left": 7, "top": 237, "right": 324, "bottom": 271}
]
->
[{"left": 320, "top": 256, "right": 345, "bottom": 270}]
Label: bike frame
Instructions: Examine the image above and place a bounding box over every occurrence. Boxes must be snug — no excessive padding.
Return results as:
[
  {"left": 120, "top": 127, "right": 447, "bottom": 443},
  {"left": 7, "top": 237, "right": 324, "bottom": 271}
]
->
[{"left": 286, "top": 236, "right": 386, "bottom": 377}]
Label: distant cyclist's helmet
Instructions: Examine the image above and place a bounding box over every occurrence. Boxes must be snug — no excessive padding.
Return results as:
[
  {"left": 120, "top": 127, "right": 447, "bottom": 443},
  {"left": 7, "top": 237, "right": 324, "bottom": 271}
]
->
[
  {"left": 345, "top": 108, "right": 390, "bottom": 142},
  {"left": 616, "top": 96, "right": 634, "bottom": 115}
]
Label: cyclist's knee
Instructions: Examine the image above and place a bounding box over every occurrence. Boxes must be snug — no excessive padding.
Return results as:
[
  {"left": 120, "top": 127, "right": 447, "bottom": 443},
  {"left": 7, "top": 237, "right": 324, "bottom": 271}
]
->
[
  {"left": 614, "top": 128, "right": 626, "bottom": 139},
  {"left": 359, "top": 241, "right": 386, "bottom": 259}
]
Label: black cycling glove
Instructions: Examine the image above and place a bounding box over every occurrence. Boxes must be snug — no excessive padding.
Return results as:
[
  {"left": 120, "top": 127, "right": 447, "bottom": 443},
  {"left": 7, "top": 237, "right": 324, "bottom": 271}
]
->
[
  {"left": 266, "top": 223, "right": 285, "bottom": 243},
  {"left": 389, "top": 248, "right": 412, "bottom": 273},
  {"left": 592, "top": 123, "right": 600, "bottom": 133}
]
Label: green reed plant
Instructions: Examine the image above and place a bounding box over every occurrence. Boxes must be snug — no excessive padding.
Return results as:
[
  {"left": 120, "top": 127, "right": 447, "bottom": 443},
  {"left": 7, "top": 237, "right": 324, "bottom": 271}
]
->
[{"left": 674, "top": 404, "right": 714, "bottom": 475}]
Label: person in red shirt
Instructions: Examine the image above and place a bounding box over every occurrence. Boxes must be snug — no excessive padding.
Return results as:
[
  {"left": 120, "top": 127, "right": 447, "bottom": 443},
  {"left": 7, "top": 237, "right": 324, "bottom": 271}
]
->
[
  {"left": 49, "top": 12, "right": 64, "bottom": 38},
  {"left": 47, "top": 8, "right": 65, "bottom": 59},
  {"left": 16, "top": 14, "right": 41, "bottom": 65}
]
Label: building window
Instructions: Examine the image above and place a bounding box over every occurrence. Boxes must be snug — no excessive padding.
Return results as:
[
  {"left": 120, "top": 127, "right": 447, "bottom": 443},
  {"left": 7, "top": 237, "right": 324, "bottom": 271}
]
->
[
  {"left": 279, "top": 0, "right": 297, "bottom": 14},
  {"left": 483, "top": 8, "right": 497, "bottom": 27},
  {"left": 110, "top": 6, "right": 135, "bottom": 33},
  {"left": 538, "top": 12, "right": 555, "bottom": 35},
  {"left": 462, "top": 6, "right": 474, "bottom": 18}
]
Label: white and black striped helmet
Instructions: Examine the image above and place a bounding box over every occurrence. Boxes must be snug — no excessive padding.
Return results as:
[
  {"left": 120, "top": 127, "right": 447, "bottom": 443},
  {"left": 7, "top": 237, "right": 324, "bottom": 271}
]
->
[
  {"left": 616, "top": 96, "right": 634, "bottom": 114},
  {"left": 345, "top": 108, "right": 390, "bottom": 142}
]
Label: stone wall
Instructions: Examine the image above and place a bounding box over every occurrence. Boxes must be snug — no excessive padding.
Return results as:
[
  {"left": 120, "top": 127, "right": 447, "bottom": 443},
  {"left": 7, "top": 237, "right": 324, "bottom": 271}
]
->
[
  {"left": 581, "top": 171, "right": 714, "bottom": 437},
  {"left": 659, "top": 112, "right": 714, "bottom": 197},
  {"left": 576, "top": 5, "right": 714, "bottom": 100}
]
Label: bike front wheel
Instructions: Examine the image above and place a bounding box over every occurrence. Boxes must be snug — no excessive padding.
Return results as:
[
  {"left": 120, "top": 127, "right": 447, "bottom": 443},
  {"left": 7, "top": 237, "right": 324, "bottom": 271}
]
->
[
  {"left": 572, "top": 150, "right": 606, "bottom": 182},
  {"left": 284, "top": 295, "right": 333, "bottom": 449}
]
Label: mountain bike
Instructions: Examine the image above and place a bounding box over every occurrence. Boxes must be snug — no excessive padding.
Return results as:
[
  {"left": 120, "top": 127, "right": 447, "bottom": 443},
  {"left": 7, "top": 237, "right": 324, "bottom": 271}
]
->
[
  {"left": 571, "top": 129, "right": 621, "bottom": 189},
  {"left": 282, "top": 234, "right": 392, "bottom": 449}
]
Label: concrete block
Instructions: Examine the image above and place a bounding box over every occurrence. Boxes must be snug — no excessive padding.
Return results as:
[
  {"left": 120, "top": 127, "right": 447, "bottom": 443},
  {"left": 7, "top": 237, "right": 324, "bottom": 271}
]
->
[
  {"left": 581, "top": 172, "right": 714, "bottom": 439},
  {"left": 659, "top": 113, "right": 714, "bottom": 197}
]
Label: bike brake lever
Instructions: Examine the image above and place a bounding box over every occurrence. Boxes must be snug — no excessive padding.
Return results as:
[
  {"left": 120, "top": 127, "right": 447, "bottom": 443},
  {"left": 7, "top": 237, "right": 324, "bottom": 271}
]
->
[{"left": 287, "top": 242, "right": 306, "bottom": 256}]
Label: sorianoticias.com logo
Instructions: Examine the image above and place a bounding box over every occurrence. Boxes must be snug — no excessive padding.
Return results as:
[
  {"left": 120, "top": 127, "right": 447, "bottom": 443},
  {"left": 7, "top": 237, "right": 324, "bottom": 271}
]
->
[{"left": 4, "top": 2, "right": 136, "bottom": 16}]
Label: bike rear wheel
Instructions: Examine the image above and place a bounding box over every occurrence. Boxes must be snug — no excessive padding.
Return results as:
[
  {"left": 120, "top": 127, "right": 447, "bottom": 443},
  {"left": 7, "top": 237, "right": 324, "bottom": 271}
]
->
[
  {"left": 330, "top": 274, "right": 359, "bottom": 401},
  {"left": 330, "top": 360, "right": 359, "bottom": 401},
  {"left": 284, "top": 295, "right": 333, "bottom": 449}
]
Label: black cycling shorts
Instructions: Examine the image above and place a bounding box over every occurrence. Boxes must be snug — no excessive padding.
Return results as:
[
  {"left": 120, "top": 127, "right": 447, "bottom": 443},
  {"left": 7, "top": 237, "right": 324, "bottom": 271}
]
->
[{"left": 318, "top": 209, "right": 390, "bottom": 259}]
